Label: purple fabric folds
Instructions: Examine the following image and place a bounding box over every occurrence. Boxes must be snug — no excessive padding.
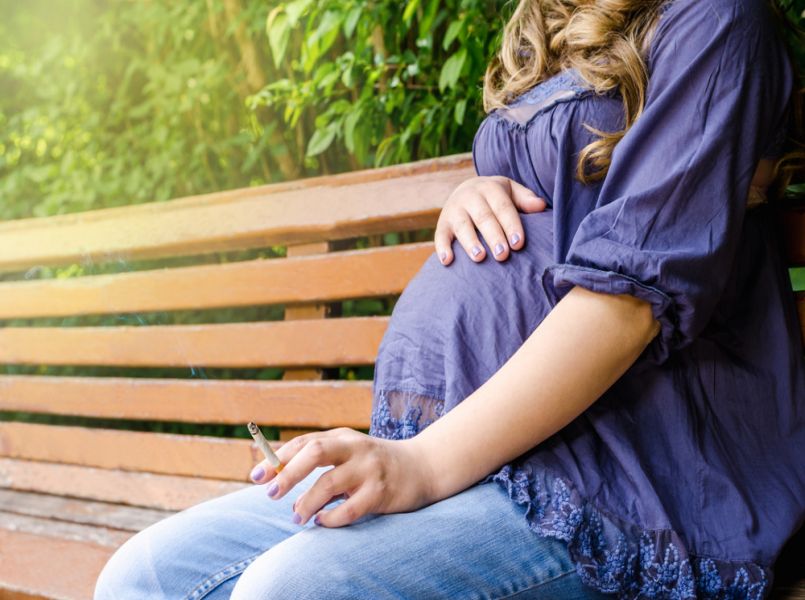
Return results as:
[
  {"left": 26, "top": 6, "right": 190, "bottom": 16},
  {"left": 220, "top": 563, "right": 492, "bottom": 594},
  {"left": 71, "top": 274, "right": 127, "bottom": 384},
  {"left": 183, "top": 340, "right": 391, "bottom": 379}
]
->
[{"left": 370, "top": 0, "right": 805, "bottom": 598}]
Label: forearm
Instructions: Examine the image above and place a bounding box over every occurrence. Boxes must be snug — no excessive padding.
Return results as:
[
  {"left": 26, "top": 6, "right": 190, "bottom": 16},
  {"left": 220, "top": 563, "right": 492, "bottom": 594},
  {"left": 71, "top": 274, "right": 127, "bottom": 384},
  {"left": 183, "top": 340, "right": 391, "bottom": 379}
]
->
[{"left": 405, "top": 285, "right": 660, "bottom": 504}]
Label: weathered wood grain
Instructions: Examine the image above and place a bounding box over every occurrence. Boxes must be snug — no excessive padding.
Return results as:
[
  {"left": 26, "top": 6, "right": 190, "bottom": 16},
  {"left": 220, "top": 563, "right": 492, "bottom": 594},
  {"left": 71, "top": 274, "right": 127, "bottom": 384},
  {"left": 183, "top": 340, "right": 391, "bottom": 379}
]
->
[
  {"left": 0, "top": 375, "right": 372, "bottom": 428},
  {"left": 0, "top": 458, "right": 247, "bottom": 511},
  {"left": 0, "top": 243, "right": 431, "bottom": 319},
  {"left": 0, "top": 317, "right": 388, "bottom": 367},
  {"left": 0, "top": 155, "right": 472, "bottom": 272}
]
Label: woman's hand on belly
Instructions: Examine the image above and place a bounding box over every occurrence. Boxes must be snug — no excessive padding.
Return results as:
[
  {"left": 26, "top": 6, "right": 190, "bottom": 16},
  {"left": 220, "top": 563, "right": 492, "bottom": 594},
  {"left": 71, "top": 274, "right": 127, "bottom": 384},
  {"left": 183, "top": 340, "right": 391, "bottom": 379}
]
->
[
  {"left": 249, "top": 428, "right": 434, "bottom": 528},
  {"left": 435, "top": 176, "right": 546, "bottom": 266}
]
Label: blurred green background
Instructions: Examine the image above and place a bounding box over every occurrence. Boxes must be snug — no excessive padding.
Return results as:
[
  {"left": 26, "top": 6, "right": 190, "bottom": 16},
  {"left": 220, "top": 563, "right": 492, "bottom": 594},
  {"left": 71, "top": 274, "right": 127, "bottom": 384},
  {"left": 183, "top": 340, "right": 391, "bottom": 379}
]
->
[
  {"left": 0, "top": 0, "right": 803, "bottom": 437},
  {"left": 0, "top": 0, "right": 505, "bottom": 220}
]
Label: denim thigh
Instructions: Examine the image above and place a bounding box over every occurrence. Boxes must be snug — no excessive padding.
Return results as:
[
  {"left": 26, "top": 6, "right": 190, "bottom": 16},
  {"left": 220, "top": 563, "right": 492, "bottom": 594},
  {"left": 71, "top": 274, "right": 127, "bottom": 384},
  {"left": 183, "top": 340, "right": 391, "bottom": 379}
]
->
[
  {"left": 231, "top": 480, "right": 612, "bottom": 600},
  {"left": 93, "top": 467, "right": 330, "bottom": 600},
  {"left": 95, "top": 468, "right": 612, "bottom": 600}
]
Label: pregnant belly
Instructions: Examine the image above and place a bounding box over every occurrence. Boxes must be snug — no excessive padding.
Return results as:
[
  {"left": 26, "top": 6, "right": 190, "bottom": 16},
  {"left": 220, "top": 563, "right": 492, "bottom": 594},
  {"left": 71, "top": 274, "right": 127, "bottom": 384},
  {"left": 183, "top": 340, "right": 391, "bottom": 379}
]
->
[{"left": 371, "top": 210, "right": 559, "bottom": 434}]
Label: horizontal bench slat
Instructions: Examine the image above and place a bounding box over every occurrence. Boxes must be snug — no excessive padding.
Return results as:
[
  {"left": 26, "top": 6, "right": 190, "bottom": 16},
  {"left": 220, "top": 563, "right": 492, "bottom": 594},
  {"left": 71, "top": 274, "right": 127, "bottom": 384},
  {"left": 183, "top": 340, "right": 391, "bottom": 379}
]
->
[
  {"left": 0, "top": 243, "right": 432, "bottom": 320},
  {"left": 0, "top": 458, "right": 247, "bottom": 511},
  {"left": 0, "top": 510, "right": 132, "bottom": 549},
  {"left": 0, "top": 375, "right": 372, "bottom": 428},
  {"left": 2, "top": 301, "right": 800, "bottom": 369},
  {"left": 0, "top": 317, "right": 388, "bottom": 367},
  {"left": 0, "top": 528, "right": 114, "bottom": 600},
  {"left": 0, "top": 155, "right": 472, "bottom": 273},
  {"left": 0, "top": 423, "right": 260, "bottom": 480},
  {"left": 0, "top": 489, "right": 171, "bottom": 533}
]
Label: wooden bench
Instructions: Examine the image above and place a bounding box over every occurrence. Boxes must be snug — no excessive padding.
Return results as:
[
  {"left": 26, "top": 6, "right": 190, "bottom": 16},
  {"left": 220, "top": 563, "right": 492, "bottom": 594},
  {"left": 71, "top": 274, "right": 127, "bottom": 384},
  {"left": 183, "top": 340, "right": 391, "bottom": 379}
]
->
[{"left": 0, "top": 153, "right": 802, "bottom": 599}]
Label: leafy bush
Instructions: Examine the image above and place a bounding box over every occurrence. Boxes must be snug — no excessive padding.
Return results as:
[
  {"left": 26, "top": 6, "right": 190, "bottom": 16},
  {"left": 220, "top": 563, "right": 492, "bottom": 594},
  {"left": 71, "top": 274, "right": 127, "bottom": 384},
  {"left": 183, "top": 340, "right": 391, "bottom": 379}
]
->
[
  {"left": 250, "top": 0, "right": 501, "bottom": 169},
  {"left": 0, "top": 0, "right": 505, "bottom": 221}
]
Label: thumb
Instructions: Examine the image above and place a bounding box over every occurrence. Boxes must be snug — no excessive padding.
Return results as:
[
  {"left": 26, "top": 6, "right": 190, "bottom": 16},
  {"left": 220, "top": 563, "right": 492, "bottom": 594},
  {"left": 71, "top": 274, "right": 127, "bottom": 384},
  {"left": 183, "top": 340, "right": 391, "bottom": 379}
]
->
[{"left": 509, "top": 181, "right": 547, "bottom": 213}]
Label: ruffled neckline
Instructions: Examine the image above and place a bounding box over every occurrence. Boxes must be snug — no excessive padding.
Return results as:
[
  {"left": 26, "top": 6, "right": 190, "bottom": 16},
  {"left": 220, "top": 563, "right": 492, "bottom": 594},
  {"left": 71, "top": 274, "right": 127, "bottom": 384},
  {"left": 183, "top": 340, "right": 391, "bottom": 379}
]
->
[{"left": 488, "top": 68, "right": 596, "bottom": 130}]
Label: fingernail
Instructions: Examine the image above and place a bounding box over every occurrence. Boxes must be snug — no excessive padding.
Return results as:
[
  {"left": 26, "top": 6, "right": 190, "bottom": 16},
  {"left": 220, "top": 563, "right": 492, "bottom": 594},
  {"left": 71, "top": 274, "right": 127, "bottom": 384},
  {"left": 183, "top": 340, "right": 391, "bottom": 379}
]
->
[
  {"left": 494, "top": 243, "right": 504, "bottom": 256},
  {"left": 267, "top": 483, "right": 279, "bottom": 497},
  {"left": 292, "top": 512, "right": 302, "bottom": 525},
  {"left": 471, "top": 245, "right": 481, "bottom": 257},
  {"left": 314, "top": 515, "right": 322, "bottom": 526},
  {"left": 439, "top": 252, "right": 447, "bottom": 263},
  {"left": 511, "top": 233, "right": 520, "bottom": 245},
  {"left": 250, "top": 466, "right": 265, "bottom": 482}
]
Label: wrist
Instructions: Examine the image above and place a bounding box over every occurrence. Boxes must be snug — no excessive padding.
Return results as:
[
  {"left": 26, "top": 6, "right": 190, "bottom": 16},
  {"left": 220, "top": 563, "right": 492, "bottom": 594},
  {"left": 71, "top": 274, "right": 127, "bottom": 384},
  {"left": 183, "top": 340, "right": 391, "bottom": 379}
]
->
[{"left": 398, "top": 436, "right": 441, "bottom": 506}]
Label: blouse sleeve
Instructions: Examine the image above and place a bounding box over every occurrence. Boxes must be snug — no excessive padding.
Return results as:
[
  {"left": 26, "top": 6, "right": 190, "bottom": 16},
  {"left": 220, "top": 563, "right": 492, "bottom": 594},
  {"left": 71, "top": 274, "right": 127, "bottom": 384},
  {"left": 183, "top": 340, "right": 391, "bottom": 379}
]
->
[{"left": 541, "top": 0, "right": 794, "bottom": 365}]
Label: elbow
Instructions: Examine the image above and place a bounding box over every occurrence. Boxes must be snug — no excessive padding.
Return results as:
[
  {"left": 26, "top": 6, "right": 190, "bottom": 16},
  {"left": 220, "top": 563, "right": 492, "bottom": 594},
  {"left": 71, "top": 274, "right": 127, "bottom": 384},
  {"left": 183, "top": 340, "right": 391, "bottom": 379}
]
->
[
  {"left": 646, "top": 315, "right": 662, "bottom": 347},
  {"left": 569, "top": 286, "right": 661, "bottom": 347},
  {"left": 632, "top": 296, "right": 661, "bottom": 347},
  {"left": 608, "top": 290, "right": 661, "bottom": 347}
]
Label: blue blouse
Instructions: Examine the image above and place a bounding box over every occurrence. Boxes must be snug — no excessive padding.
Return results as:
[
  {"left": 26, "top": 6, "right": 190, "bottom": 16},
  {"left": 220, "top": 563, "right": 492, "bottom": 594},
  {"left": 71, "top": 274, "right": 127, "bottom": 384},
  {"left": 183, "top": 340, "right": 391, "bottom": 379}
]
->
[{"left": 370, "top": 0, "right": 805, "bottom": 598}]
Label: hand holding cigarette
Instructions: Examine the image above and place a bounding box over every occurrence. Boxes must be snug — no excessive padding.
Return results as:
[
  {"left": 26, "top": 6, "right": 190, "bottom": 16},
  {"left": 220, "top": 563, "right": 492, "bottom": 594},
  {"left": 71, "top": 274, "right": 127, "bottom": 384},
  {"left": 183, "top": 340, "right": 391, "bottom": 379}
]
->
[{"left": 246, "top": 425, "right": 435, "bottom": 528}]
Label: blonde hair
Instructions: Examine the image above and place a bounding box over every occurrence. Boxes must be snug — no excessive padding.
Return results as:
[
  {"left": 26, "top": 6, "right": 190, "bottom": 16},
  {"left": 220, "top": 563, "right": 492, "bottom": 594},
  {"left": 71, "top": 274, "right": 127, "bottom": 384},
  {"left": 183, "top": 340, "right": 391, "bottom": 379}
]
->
[{"left": 483, "top": 0, "right": 667, "bottom": 183}]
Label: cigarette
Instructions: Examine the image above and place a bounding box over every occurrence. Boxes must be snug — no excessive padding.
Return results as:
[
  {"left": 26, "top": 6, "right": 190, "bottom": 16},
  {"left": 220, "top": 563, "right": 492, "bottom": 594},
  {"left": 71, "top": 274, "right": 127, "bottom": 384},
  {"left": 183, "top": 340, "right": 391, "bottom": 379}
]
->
[{"left": 247, "top": 422, "right": 284, "bottom": 473}]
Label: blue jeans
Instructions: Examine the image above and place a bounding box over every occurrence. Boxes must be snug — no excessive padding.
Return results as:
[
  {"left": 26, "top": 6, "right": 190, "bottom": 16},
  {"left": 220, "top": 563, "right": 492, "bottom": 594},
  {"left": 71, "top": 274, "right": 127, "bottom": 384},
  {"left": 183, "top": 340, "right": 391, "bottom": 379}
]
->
[{"left": 94, "top": 467, "right": 611, "bottom": 599}]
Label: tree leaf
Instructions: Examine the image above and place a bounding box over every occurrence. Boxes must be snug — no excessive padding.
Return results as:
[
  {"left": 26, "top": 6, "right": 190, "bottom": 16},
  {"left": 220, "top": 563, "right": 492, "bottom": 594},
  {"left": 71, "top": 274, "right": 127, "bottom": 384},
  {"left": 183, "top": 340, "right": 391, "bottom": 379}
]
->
[
  {"left": 344, "top": 107, "right": 364, "bottom": 153},
  {"left": 438, "top": 47, "right": 467, "bottom": 92},
  {"left": 443, "top": 19, "right": 462, "bottom": 50},
  {"left": 454, "top": 98, "right": 467, "bottom": 125},
  {"left": 402, "top": 0, "right": 421, "bottom": 23},
  {"left": 266, "top": 11, "right": 290, "bottom": 69},
  {"left": 306, "top": 125, "right": 337, "bottom": 157},
  {"left": 285, "top": 0, "right": 313, "bottom": 25},
  {"left": 418, "top": 0, "right": 440, "bottom": 39},
  {"left": 344, "top": 6, "right": 362, "bottom": 38}
]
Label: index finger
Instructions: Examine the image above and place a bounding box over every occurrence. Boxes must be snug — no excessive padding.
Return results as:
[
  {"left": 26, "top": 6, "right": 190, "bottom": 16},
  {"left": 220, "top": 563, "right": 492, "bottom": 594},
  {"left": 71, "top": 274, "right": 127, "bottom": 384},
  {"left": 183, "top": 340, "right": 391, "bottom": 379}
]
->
[
  {"left": 250, "top": 428, "right": 341, "bottom": 485},
  {"left": 267, "top": 437, "right": 351, "bottom": 501}
]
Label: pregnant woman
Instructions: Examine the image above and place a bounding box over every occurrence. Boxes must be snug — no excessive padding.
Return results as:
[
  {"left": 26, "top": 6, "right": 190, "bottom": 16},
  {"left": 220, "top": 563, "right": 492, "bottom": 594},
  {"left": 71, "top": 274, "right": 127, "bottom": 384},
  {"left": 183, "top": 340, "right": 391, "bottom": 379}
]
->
[{"left": 95, "top": 0, "right": 805, "bottom": 598}]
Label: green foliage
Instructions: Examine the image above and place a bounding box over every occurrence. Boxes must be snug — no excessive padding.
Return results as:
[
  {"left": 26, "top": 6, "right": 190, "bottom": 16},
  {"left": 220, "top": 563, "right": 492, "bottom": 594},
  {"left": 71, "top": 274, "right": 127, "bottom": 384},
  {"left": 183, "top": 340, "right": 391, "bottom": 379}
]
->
[
  {"left": 0, "top": 0, "right": 507, "bottom": 221},
  {"left": 251, "top": 0, "right": 503, "bottom": 169},
  {"left": 0, "top": 0, "right": 286, "bottom": 220}
]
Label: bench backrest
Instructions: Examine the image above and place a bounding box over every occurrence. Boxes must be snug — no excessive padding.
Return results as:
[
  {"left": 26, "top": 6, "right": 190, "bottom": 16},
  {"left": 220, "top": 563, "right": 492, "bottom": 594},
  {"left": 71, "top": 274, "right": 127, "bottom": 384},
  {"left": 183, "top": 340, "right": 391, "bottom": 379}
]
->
[{"left": 0, "top": 153, "right": 802, "bottom": 513}]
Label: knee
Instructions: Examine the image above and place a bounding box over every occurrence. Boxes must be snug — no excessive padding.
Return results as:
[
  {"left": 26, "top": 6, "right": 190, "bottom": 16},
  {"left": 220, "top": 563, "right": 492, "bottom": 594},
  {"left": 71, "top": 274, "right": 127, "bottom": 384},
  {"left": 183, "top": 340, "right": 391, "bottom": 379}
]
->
[
  {"left": 94, "top": 513, "right": 201, "bottom": 600},
  {"left": 230, "top": 532, "right": 355, "bottom": 600},
  {"left": 94, "top": 527, "right": 162, "bottom": 600}
]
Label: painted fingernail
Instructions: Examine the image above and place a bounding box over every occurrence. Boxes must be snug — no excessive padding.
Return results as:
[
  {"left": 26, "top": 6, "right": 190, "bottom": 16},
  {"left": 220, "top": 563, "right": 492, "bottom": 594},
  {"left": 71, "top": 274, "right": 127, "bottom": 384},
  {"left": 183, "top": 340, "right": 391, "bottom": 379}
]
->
[
  {"left": 314, "top": 515, "right": 322, "bottom": 526},
  {"left": 267, "top": 483, "right": 279, "bottom": 498},
  {"left": 250, "top": 466, "right": 265, "bottom": 482},
  {"left": 439, "top": 252, "right": 447, "bottom": 263},
  {"left": 292, "top": 512, "right": 302, "bottom": 525},
  {"left": 511, "top": 233, "right": 520, "bottom": 245},
  {"left": 471, "top": 245, "right": 481, "bottom": 257},
  {"left": 494, "top": 243, "right": 504, "bottom": 256}
]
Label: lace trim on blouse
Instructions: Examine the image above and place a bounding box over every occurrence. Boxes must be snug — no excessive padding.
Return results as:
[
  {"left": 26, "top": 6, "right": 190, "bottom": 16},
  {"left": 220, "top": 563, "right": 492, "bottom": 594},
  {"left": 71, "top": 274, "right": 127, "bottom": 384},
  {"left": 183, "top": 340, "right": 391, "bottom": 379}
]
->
[
  {"left": 492, "top": 68, "right": 595, "bottom": 129},
  {"left": 369, "top": 386, "right": 772, "bottom": 600}
]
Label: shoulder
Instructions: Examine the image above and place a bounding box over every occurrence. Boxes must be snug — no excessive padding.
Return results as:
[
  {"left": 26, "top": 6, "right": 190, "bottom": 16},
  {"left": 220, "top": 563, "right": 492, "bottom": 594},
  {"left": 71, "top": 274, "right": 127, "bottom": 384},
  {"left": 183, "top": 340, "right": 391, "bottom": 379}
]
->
[
  {"left": 650, "top": 0, "right": 784, "bottom": 68},
  {"left": 657, "top": 0, "right": 776, "bottom": 31},
  {"left": 646, "top": 0, "right": 792, "bottom": 101}
]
